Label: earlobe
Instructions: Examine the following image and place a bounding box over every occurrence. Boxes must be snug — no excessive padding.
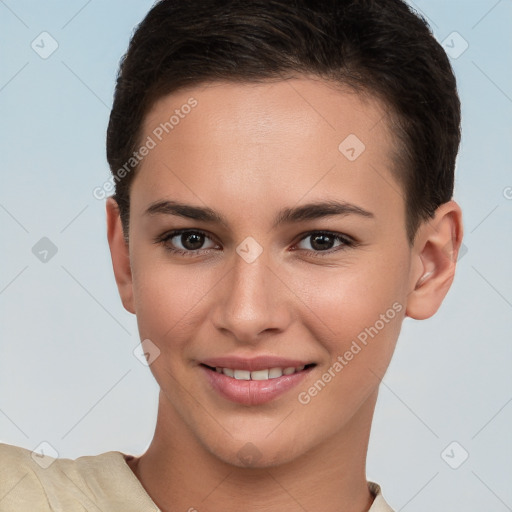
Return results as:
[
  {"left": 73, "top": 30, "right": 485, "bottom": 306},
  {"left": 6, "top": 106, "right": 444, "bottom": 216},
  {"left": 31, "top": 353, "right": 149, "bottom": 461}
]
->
[
  {"left": 106, "top": 197, "right": 135, "bottom": 314},
  {"left": 405, "top": 200, "right": 464, "bottom": 320}
]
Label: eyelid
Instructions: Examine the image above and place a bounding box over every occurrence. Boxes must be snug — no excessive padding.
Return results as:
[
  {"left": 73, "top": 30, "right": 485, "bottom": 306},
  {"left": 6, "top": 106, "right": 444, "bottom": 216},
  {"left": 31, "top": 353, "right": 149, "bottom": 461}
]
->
[
  {"left": 154, "top": 228, "right": 219, "bottom": 248},
  {"left": 292, "top": 230, "right": 356, "bottom": 254},
  {"left": 294, "top": 229, "right": 354, "bottom": 244}
]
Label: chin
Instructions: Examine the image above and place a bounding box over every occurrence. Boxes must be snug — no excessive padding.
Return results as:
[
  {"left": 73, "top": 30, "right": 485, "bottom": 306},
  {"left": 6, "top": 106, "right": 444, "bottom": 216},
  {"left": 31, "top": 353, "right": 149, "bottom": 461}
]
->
[{"left": 204, "top": 433, "right": 310, "bottom": 470}]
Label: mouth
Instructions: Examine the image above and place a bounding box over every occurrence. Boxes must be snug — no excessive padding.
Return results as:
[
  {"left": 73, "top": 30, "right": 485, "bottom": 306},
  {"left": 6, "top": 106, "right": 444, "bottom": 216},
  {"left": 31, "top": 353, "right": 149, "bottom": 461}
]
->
[
  {"left": 201, "top": 363, "right": 316, "bottom": 380},
  {"left": 199, "top": 360, "right": 317, "bottom": 405}
]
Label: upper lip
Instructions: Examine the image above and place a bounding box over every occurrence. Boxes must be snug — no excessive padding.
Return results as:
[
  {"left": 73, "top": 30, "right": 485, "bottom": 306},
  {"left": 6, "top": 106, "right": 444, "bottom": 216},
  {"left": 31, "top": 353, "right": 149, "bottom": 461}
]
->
[{"left": 200, "top": 356, "right": 315, "bottom": 372}]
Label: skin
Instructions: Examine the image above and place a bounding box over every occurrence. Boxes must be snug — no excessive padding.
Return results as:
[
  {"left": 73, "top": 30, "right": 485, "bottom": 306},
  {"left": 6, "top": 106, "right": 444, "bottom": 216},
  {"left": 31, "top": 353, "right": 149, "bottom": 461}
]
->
[{"left": 106, "top": 76, "right": 463, "bottom": 512}]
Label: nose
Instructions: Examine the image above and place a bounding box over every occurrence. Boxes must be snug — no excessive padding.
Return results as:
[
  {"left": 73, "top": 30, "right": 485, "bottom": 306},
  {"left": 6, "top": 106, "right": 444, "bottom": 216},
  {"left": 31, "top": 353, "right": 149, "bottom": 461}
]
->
[{"left": 211, "top": 250, "right": 293, "bottom": 345}]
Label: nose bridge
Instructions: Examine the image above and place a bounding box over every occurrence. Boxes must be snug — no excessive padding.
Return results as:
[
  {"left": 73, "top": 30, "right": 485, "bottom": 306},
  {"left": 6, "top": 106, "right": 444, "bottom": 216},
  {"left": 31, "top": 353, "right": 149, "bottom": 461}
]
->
[{"left": 213, "top": 247, "right": 290, "bottom": 342}]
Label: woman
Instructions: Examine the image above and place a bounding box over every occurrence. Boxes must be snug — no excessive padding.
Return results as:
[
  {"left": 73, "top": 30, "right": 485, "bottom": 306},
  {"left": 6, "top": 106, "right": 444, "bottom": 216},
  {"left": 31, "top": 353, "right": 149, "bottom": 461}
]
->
[{"left": 0, "top": 1, "right": 464, "bottom": 510}]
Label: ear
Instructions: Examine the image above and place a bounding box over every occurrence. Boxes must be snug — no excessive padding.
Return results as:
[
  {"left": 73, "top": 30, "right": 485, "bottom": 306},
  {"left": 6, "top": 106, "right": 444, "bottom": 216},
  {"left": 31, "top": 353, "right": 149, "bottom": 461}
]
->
[
  {"left": 405, "top": 200, "right": 464, "bottom": 320},
  {"left": 106, "top": 197, "right": 135, "bottom": 314}
]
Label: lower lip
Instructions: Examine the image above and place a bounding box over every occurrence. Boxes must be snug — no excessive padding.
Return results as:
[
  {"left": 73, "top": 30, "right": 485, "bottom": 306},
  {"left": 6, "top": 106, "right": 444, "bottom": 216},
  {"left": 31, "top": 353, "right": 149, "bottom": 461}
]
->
[{"left": 201, "top": 365, "right": 313, "bottom": 406}]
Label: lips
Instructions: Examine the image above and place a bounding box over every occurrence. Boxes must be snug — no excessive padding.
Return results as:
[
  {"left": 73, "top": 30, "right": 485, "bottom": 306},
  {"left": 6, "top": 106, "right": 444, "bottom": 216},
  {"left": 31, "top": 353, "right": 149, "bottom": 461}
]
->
[{"left": 199, "top": 356, "right": 316, "bottom": 405}]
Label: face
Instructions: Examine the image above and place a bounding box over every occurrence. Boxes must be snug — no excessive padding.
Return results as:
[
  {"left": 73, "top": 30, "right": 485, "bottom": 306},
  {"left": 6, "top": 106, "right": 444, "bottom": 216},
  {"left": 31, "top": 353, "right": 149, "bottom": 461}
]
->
[{"left": 118, "top": 77, "right": 417, "bottom": 467}]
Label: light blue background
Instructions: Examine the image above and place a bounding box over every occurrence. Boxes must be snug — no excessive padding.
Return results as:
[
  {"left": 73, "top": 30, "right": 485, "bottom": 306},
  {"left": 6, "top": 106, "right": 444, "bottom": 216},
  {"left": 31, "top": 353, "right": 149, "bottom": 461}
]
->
[{"left": 1, "top": 1, "right": 511, "bottom": 510}]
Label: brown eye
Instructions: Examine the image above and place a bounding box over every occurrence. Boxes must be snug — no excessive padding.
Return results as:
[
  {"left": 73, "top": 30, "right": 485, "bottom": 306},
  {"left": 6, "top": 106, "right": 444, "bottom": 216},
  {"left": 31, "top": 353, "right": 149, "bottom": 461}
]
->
[
  {"left": 157, "top": 229, "right": 219, "bottom": 256},
  {"left": 295, "top": 231, "right": 354, "bottom": 254},
  {"left": 177, "top": 231, "right": 206, "bottom": 250},
  {"left": 309, "top": 233, "right": 335, "bottom": 251}
]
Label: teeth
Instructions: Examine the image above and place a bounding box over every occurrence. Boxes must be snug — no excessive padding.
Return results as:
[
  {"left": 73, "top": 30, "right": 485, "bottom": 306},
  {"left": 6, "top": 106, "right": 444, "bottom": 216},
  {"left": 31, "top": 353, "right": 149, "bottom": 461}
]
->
[
  {"left": 268, "top": 367, "right": 283, "bottom": 379},
  {"left": 233, "top": 369, "right": 251, "bottom": 380},
  {"left": 223, "top": 368, "right": 235, "bottom": 378},
  {"left": 217, "top": 365, "right": 308, "bottom": 380},
  {"left": 251, "top": 369, "right": 269, "bottom": 381}
]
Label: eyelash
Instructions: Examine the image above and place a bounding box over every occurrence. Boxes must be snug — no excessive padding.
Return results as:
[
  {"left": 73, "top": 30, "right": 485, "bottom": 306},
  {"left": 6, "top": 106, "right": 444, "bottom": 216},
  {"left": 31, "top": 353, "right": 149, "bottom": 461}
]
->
[{"left": 153, "top": 229, "right": 357, "bottom": 258}]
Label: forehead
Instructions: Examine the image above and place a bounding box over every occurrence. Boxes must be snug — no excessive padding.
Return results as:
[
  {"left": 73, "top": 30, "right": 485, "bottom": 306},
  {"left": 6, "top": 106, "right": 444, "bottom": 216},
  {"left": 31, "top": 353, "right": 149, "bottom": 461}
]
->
[
  {"left": 131, "top": 77, "right": 402, "bottom": 225},
  {"left": 142, "top": 76, "right": 392, "bottom": 152}
]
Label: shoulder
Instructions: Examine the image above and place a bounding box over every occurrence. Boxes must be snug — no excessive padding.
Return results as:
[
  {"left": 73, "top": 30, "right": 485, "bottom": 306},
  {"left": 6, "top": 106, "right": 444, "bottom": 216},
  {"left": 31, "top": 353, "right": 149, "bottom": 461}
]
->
[
  {"left": 0, "top": 443, "right": 50, "bottom": 511},
  {"left": 0, "top": 442, "right": 157, "bottom": 512},
  {"left": 368, "top": 481, "right": 395, "bottom": 512}
]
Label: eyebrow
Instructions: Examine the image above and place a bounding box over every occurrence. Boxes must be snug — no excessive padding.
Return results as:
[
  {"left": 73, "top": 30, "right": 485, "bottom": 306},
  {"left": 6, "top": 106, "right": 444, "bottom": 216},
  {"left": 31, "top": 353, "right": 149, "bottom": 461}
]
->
[{"left": 144, "top": 199, "right": 374, "bottom": 228}]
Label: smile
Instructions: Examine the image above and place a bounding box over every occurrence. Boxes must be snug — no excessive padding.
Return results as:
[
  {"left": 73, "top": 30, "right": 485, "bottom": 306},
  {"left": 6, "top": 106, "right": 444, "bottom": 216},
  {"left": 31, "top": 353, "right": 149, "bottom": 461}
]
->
[{"left": 200, "top": 361, "right": 316, "bottom": 405}]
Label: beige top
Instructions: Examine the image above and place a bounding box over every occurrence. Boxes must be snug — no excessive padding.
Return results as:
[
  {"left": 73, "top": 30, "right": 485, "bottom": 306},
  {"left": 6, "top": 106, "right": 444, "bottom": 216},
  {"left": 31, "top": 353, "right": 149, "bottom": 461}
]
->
[{"left": 0, "top": 443, "right": 394, "bottom": 511}]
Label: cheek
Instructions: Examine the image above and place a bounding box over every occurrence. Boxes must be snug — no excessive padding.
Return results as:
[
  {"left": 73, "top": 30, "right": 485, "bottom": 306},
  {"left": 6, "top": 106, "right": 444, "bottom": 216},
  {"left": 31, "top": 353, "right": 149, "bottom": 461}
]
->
[
  {"left": 294, "top": 253, "right": 407, "bottom": 361},
  {"left": 294, "top": 271, "right": 404, "bottom": 419},
  {"left": 131, "top": 255, "right": 195, "bottom": 347}
]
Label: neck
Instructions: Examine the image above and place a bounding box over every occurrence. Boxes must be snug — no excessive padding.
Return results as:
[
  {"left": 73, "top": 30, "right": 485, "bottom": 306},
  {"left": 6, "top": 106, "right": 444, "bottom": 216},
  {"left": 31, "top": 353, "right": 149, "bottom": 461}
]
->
[{"left": 128, "top": 390, "right": 378, "bottom": 512}]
